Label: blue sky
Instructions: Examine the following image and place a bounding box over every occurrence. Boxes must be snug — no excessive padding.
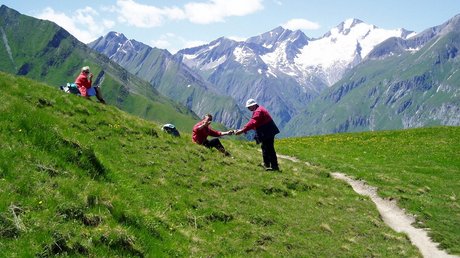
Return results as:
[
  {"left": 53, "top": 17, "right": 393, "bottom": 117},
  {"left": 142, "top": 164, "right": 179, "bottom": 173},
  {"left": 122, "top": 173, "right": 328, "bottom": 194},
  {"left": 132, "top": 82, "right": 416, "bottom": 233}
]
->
[{"left": 1, "top": 0, "right": 459, "bottom": 53}]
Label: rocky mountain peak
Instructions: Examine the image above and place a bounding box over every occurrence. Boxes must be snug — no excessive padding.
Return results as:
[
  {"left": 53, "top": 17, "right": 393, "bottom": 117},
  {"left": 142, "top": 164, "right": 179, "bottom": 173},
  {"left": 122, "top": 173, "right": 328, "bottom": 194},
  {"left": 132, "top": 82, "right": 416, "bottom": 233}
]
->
[
  {"left": 438, "top": 13, "right": 460, "bottom": 35},
  {"left": 246, "top": 26, "right": 293, "bottom": 48},
  {"left": 105, "top": 31, "right": 128, "bottom": 43},
  {"left": 341, "top": 18, "right": 365, "bottom": 31},
  {"left": 366, "top": 13, "right": 460, "bottom": 60},
  {"left": 321, "top": 18, "right": 365, "bottom": 38},
  {"left": 89, "top": 31, "right": 129, "bottom": 57}
]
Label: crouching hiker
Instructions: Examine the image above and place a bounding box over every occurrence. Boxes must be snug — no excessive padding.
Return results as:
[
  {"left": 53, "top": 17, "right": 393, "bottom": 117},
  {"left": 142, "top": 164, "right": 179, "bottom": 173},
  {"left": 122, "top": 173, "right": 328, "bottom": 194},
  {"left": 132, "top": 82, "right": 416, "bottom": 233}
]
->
[
  {"left": 192, "top": 114, "right": 234, "bottom": 156},
  {"left": 235, "top": 99, "right": 280, "bottom": 171}
]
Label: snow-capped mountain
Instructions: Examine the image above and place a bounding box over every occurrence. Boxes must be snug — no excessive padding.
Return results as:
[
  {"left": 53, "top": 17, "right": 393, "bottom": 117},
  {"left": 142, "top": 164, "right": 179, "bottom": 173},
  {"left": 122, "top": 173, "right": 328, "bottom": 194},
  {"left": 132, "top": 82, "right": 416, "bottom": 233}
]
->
[
  {"left": 367, "top": 14, "right": 460, "bottom": 60},
  {"left": 283, "top": 14, "right": 460, "bottom": 136},
  {"left": 285, "top": 19, "right": 415, "bottom": 86},
  {"left": 177, "top": 34, "right": 315, "bottom": 128},
  {"left": 183, "top": 19, "right": 414, "bottom": 89},
  {"left": 89, "top": 15, "right": 460, "bottom": 137},
  {"left": 174, "top": 19, "right": 414, "bottom": 127}
]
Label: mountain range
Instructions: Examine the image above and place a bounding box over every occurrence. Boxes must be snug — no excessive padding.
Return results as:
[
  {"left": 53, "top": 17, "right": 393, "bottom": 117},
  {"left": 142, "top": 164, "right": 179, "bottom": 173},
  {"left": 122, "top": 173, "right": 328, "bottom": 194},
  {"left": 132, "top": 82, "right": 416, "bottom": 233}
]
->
[
  {"left": 88, "top": 33, "right": 247, "bottom": 129},
  {"left": 91, "top": 19, "right": 415, "bottom": 130},
  {"left": 1, "top": 3, "right": 459, "bottom": 136},
  {"left": 90, "top": 16, "right": 458, "bottom": 136},
  {"left": 283, "top": 14, "right": 460, "bottom": 136},
  {"left": 173, "top": 19, "right": 415, "bottom": 129}
]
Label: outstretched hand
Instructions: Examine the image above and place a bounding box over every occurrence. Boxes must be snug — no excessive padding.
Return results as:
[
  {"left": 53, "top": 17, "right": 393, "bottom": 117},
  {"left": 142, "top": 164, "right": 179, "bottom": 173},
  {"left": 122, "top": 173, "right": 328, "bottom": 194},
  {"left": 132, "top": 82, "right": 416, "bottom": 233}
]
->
[
  {"left": 223, "top": 130, "right": 234, "bottom": 136},
  {"left": 234, "top": 129, "right": 244, "bottom": 135}
]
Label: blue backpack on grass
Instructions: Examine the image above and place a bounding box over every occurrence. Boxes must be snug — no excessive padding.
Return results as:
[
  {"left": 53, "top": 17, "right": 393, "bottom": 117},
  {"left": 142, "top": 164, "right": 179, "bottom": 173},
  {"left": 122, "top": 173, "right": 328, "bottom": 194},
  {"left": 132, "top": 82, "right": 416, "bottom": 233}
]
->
[{"left": 60, "top": 83, "right": 80, "bottom": 95}]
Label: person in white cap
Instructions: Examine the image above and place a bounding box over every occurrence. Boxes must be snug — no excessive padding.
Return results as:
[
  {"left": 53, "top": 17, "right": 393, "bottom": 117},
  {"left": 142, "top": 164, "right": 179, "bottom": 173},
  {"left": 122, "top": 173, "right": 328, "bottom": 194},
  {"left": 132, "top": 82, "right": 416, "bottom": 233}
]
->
[{"left": 235, "top": 99, "right": 280, "bottom": 171}]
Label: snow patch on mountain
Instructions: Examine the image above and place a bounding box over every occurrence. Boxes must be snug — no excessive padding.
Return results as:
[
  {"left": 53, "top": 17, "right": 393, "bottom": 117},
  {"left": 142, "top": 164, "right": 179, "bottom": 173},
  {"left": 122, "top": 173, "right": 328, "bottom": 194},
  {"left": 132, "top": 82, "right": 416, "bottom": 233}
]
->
[
  {"left": 207, "top": 40, "right": 221, "bottom": 51},
  {"left": 183, "top": 53, "right": 198, "bottom": 60},
  {"left": 205, "top": 55, "right": 227, "bottom": 70},
  {"left": 406, "top": 31, "right": 418, "bottom": 38},
  {"left": 233, "top": 46, "right": 256, "bottom": 66},
  {"left": 407, "top": 47, "right": 421, "bottom": 53},
  {"left": 267, "top": 67, "right": 278, "bottom": 78},
  {"left": 295, "top": 19, "right": 408, "bottom": 72}
]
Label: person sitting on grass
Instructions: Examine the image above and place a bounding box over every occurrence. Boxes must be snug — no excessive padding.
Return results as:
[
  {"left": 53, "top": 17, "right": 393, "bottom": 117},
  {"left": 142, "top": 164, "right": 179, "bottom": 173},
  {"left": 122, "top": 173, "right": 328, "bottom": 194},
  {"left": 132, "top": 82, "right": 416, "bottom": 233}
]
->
[
  {"left": 75, "top": 66, "right": 106, "bottom": 104},
  {"left": 192, "top": 114, "right": 234, "bottom": 156}
]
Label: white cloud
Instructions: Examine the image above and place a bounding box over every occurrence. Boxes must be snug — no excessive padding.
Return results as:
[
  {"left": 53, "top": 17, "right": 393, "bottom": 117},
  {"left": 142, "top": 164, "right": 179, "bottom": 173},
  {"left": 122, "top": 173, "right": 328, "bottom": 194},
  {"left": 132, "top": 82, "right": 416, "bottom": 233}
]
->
[
  {"left": 103, "top": 19, "right": 116, "bottom": 29},
  {"left": 37, "top": 7, "right": 113, "bottom": 43},
  {"left": 149, "top": 34, "right": 178, "bottom": 53},
  {"left": 282, "top": 18, "right": 320, "bottom": 31},
  {"left": 273, "top": 0, "right": 283, "bottom": 6},
  {"left": 150, "top": 39, "right": 172, "bottom": 49},
  {"left": 113, "top": 0, "right": 263, "bottom": 27},
  {"left": 115, "top": 0, "right": 185, "bottom": 28},
  {"left": 184, "top": 0, "right": 264, "bottom": 24}
]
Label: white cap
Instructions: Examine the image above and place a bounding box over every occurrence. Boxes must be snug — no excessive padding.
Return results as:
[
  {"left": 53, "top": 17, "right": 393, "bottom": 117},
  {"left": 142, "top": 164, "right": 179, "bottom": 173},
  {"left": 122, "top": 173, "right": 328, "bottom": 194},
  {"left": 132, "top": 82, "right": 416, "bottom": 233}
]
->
[{"left": 245, "top": 98, "right": 258, "bottom": 107}]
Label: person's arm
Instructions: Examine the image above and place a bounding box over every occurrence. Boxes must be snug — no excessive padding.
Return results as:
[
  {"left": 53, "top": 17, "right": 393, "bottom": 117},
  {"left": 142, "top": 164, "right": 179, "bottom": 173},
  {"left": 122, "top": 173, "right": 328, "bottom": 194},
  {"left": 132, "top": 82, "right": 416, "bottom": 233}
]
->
[
  {"left": 87, "top": 73, "right": 93, "bottom": 86},
  {"left": 75, "top": 74, "right": 82, "bottom": 87},
  {"left": 208, "top": 127, "right": 223, "bottom": 137},
  {"left": 221, "top": 130, "right": 234, "bottom": 136},
  {"left": 234, "top": 129, "right": 244, "bottom": 135},
  {"left": 196, "top": 120, "right": 211, "bottom": 130},
  {"left": 235, "top": 109, "right": 261, "bottom": 135}
]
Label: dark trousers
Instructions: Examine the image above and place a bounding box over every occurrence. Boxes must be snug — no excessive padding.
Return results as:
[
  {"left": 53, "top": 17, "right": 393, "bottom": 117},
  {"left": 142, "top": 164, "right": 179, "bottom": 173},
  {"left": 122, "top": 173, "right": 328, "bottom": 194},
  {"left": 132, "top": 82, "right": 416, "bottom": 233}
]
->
[
  {"left": 203, "top": 138, "right": 228, "bottom": 155},
  {"left": 95, "top": 87, "right": 106, "bottom": 104},
  {"left": 261, "top": 136, "right": 278, "bottom": 169}
]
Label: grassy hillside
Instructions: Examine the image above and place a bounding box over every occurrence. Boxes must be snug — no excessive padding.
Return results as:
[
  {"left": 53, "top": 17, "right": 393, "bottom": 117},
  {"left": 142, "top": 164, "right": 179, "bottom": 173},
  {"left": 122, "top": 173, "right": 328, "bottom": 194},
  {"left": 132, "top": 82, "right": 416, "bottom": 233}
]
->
[
  {"left": 0, "top": 73, "right": 422, "bottom": 256},
  {"left": 277, "top": 127, "right": 460, "bottom": 254},
  {"left": 0, "top": 5, "right": 199, "bottom": 133}
]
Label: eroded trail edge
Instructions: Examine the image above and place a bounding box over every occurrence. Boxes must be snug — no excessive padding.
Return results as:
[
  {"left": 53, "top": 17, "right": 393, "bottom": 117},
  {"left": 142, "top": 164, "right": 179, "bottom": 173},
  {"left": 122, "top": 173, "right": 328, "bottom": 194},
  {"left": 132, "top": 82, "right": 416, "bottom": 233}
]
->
[{"left": 277, "top": 154, "right": 458, "bottom": 258}]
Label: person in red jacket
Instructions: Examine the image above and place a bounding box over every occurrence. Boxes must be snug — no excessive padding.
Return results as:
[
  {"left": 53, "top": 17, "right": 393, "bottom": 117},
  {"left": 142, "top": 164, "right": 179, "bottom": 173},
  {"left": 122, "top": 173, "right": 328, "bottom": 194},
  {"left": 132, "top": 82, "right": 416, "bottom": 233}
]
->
[
  {"left": 75, "top": 66, "right": 106, "bottom": 104},
  {"left": 235, "top": 99, "right": 280, "bottom": 171},
  {"left": 192, "top": 114, "right": 234, "bottom": 156}
]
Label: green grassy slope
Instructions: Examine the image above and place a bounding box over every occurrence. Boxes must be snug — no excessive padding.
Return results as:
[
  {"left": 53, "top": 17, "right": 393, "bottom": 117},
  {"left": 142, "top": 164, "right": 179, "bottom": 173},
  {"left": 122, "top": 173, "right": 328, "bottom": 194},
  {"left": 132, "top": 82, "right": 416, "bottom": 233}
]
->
[
  {"left": 277, "top": 127, "right": 460, "bottom": 254},
  {"left": 0, "top": 73, "right": 421, "bottom": 256},
  {"left": 0, "top": 5, "right": 199, "bottom": 133}
]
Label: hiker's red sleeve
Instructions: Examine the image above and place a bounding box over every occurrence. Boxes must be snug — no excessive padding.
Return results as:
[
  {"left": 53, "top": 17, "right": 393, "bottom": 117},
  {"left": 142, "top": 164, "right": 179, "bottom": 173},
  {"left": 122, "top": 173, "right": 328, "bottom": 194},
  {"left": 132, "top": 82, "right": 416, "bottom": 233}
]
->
[{"left": 242, "top": 108, "right": 262, "bottom": 133}]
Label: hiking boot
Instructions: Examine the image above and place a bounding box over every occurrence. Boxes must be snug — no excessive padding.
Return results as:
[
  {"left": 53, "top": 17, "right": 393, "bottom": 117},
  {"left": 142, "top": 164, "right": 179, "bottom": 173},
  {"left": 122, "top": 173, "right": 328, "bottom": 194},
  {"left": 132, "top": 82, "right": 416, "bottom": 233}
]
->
[
  {"left": 265, "top": 166, "right": 280, "bottom": 172},
  {"left": 260, "top": 163, "right": 271, "bottom": 169}
]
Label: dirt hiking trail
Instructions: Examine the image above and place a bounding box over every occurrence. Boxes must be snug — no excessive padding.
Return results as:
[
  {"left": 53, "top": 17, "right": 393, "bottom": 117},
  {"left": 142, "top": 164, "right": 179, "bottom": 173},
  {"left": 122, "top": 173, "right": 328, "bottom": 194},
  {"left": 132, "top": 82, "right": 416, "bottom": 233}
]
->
[{"left": 277, "top": 154, "right": 459, "bottom": 258}]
